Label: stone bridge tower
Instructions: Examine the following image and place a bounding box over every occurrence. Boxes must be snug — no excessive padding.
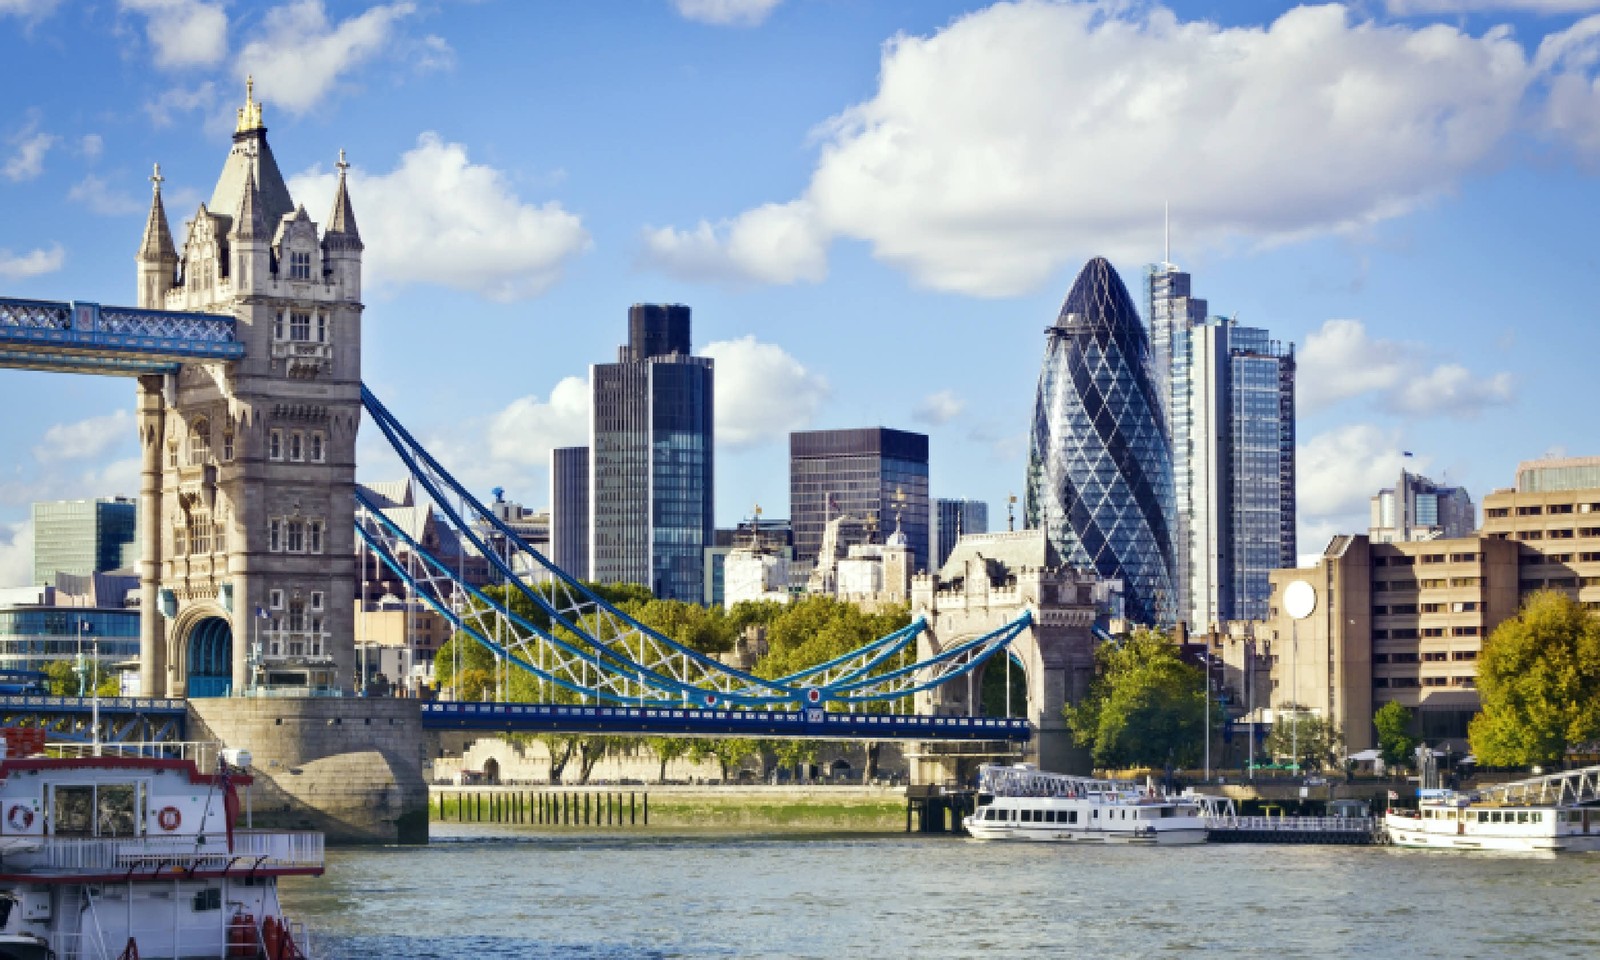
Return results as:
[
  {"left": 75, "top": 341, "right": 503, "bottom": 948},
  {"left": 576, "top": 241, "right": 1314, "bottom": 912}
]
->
[
  {"left": 134, "top": 82, "right": 361, "bottom": 697},
  {"left": 909, "top": 530, "right": 1099, "bottom": 784}
]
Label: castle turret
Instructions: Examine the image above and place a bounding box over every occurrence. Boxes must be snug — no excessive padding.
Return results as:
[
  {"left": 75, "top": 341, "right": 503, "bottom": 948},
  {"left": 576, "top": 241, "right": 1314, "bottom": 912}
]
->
[
  {"left": 135, "top": 164, "right": 177, "bottom": 309},
  {"left": 321, "top": 149, "right": 363, "bottom": 299},
  {"left": 229, "top": 166, "right": 269, "bottom": 291}
]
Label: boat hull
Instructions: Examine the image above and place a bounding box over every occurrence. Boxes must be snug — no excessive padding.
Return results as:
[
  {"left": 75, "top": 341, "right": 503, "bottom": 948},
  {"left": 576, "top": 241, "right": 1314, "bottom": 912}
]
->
[
  {"left": 1385, "top": 821, "right": 1600, "bottom": 853},
  {"left": 964, "top": 821, "right": 1207, "bottom": 845}
]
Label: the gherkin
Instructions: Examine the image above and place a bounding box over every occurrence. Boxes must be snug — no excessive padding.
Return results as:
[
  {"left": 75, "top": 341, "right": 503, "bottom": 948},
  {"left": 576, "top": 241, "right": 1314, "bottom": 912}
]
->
[{"left": 1026, "top": 257, "right": 1176, "bottom": 626}]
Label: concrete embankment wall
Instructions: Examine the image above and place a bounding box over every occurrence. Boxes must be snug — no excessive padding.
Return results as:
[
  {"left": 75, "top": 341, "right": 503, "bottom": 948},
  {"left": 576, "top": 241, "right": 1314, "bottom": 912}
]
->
[
  {"left": 430, "top": 784, "right": 908, "bottom": 831},
  {"left": 188, "top": 698, "right": 428, "bottom": 845}
]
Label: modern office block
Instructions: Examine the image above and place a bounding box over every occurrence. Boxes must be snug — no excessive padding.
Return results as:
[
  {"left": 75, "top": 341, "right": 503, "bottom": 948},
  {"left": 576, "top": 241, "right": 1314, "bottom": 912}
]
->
[
  {"left": 549, "top": 446, "right": 590, "bottom": 580},
  {"left": 30, "top": 497, "right": 138, "bottom": 586},
  {"left": 1371, "top": 470, "right": 1476, "bottom": 543},
  {"left": 790, "top": 428, "right": 930, "bottom": 575},
  {"left": 931, "top": 498, "right": 989, "bottom": 570}
]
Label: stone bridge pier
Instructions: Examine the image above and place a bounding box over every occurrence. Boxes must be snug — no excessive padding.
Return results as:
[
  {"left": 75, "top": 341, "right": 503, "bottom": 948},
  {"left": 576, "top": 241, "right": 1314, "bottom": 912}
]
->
[{"left": 909, "top": 530, "right": 1098, "bottom": 786}]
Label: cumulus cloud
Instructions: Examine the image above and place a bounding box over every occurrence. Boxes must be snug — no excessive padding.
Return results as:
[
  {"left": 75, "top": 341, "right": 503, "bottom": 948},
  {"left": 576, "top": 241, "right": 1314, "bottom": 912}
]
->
[
  {"left": 483, "top": 378, "right": 591, "bottom": 468},
  {"left": 646, "top": 2, "right": 1538, "bottom": 295},
  {"left": 700, "top": 336, "right": 830, "bottom": 448},
  {"left": 143, "top": 81, "right": 218, "bottom": 128},
  {"left": 1388, "top": 0, "right": 1600, "bottom": 12},
  {"left": 0, "top": 245, "right": 64, "bottom": 279},
  {"left": 1297, "top": 318, "right": 1515, "bottom": 418},
  {"left": 79, "top": 134, "right": 103, "bottom": 159},
  {"left": 641, "top": 201, "right": 828, "bottom": 286},
  {"left": 0, "top": 521, "right": 34, "bottom": 588},
  {"left": 34, "top": 411, "right": 134, "bottom": 464},
  {"left": 1297, "top": 424, "right": 1416, "bottom": 547},
  {"left": 913, "top": 389, "right": 965, "bottom": 426},
  {"left": 4, "top": 129, "right": 56, "bottom": 182},
  {"left": 673, "top": 0, "right": 782, "bottom": 27},
  {"left": 121, "top": 0, "right": 228, "bottom": 68},
  {"left": 289, "top": 133, "right": 591, "bottom": 301},
  {"left": 68, "top": 175, "right": 144, "bottom": 217},
  {"left": 236, "top": 0, "right": 415, "bottom": 114}
]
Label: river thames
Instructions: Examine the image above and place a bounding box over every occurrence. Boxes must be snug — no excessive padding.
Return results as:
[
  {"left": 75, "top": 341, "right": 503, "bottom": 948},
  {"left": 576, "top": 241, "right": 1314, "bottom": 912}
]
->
[{"left": 280, "top": 824, "right": 1600, "bottom": 959}]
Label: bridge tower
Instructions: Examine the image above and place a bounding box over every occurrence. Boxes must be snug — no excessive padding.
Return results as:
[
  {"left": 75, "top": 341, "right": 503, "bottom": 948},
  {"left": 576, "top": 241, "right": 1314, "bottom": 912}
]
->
[
  {"left": 134, "top": 81, "right": 362, "bottom": 697},
  {"left": 909, "top": 530, "right": 1098, "bottom": 784}
]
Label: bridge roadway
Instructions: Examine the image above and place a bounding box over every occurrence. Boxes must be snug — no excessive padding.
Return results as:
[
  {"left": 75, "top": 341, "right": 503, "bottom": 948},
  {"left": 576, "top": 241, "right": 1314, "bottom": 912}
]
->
[{"left": 424, "top": 701, "right": 1032, "bottom": 741}]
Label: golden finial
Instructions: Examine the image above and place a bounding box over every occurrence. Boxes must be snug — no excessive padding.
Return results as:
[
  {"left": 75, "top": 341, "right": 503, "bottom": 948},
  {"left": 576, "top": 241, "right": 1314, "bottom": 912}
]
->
[{"left": 235, "top": 75, "right": 263, "bottom": 133}]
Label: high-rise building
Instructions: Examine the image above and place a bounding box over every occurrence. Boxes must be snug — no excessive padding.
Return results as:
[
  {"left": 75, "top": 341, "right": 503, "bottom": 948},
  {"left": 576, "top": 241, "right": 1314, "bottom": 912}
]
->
[
  {"left": 30, "top": 498, "right": 138, "bottom": 585},
  {"left": 931, "top": 498, "right": 989, "bottom": 570},
  {"left": 1147, "top": 263, "right": 1296, "bottom": 626},
  {"left": 548, "top": 446, "right": 590, "bottom": 580},
  {"left": 1370, "top": 469, "right": 1476, "bottom": 543},
  {"left": 589, "top": 305, "right": 713, "bottom": 602},
  {"left": 790, "top": 428, "right": 930, "bottom": 575},
  {"left": 1027, "top": 257, "right": 1176, "bottom": 626}
]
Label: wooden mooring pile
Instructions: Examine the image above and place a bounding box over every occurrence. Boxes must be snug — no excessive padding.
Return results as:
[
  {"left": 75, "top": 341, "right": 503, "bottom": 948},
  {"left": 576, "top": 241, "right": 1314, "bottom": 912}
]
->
[
  {"left": 905, "top": 786, "right": 975, "bottom": 834},
  {"left": 436, "top": 790, "right": 649, "bottom": 827}
]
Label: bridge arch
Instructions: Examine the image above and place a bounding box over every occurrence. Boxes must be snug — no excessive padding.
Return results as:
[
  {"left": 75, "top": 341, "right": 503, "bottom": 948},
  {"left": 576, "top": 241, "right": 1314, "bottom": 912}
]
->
[{"left": 174, "top": 606, "right": 233, "bottom": 697}]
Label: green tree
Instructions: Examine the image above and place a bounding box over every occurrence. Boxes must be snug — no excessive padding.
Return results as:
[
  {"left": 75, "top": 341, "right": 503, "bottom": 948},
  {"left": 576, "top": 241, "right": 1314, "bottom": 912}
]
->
[
  {"left": 1373, "top": 701, "right": 1416, "bottom": 769},
  {"left": 1263, "top": 709, "right": 1343, "bottom": 772},
  {"left": 1469, "top": 590, "right": 1600, "bottom": 768},
  {"left": 1063, "top": 629, "right": 1208, "bottom": 769}
]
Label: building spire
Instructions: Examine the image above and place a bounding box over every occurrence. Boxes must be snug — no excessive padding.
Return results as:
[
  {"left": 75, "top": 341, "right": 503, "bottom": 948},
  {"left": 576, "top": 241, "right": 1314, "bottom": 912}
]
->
[
  {"left": 232, "top": 164, "right": 266, "bottom": 241},
  {"left": 324, "top": 147, "right": 363, "bottom": 250},
  {"left": 137, "top": 162, "right": 177, "bottom": 264},
  {"left": 235, "top": 75, "right": 264, "bottom": 133}
]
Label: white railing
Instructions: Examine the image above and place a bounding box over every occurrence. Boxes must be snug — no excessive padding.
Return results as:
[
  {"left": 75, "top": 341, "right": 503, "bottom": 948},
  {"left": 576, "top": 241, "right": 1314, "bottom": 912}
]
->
[
  {"left": 25, "top": 831, "right": 323, "bottom": 872},
  {"left": 1207, "top": 815, "right": 1376, "bottom": 833}
]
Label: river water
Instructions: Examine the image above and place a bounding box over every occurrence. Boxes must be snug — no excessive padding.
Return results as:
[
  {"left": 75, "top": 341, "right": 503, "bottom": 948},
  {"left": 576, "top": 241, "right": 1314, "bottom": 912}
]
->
[{"left": 280, "top": 823, "right": 1600, "bottom": 959}]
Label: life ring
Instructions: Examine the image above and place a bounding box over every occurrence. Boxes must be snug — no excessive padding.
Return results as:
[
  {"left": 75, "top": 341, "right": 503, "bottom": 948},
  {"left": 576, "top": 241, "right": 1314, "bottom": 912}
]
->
[
  {"left": 157, "top": 806, "right": 182, "bottom": 831},
  {"left": 6, "top": 804, "right": 32, "bottom": 831}
]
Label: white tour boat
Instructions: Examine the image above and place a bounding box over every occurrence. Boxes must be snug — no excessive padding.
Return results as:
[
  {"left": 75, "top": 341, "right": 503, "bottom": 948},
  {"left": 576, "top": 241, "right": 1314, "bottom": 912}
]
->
[
  {"left": 963, "top": 763, "right": 1209, "bottom": 845},
  {"left": 1384, "top": 764, "right": 1600, "bottom": 853},
  {"left": 0, "top": 727, "right": 324, "bottom": 959}
]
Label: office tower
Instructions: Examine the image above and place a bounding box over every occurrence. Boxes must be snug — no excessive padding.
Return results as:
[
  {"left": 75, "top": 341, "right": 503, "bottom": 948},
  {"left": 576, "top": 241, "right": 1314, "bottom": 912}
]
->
[
  {"left": 1370, "top": 469, "right": 1475, "bottom": 542},
  {"left": 30, "top": 497, "right": 138, "bottom": 585},
  {"left": 790, "top": 428, "right": 930, "bottom": 575},
  {"left": 549, "top": 446, "right": 591, "bottom": 579},
  {"left": 1148, "top": 263, "right": 1296, "bottom": 626},
  {"left": 931, "top": 498, "right": 989, "bottom": 570},
  {"left": 1027, "top": 257, "right": 1176, "bottom": 626},
  {"left": 590, "top": 305, "right": 713, "bottom": 602}
]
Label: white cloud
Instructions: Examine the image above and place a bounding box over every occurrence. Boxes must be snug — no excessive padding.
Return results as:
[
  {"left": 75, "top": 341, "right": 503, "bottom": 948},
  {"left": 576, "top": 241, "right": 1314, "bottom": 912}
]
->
[
  {"left": 673, "top": 0, "right": 781, "bottom": 27},
  {"left": 4, "top": 130, "right": 56, "bottom": 182},
  {"left": 79, "top": 134, "right": 103, "bottom": 159},
  {"left": 1297, "top": 423, "right": 1414, "bottom": 531},
  {"left": 0, "top": 0, "right": 58, "bottom": 20},
  {"left": 289, "top": 133, "right": 590, "bottom": 301},
  {"left": 641, "top": 200, "right": 828, "bottom": 286},
  {"left": 700, "top": 337, "right": 829, "bottom": 449},
  {"left": 143, "top": 81, "right": 218, "bottom": 128},
  {"left": 121, "top": 0, "right": 228, "bottom": 68},
  {"left": 0, "top": 245, "right": 64, "bottom": 279},
  {"left": 34, "top": 411, "right": 134, "bottom": 464},
  {"left": 648, "top": 2, "right": 1535, "bottom": 296},
  {"left": 236, "top": 0, "right": 415, "bottom": 114},
  {"left": 68, "top": 175, "right": 145, "bottom": 217},
  {"left": 1297, "top": 318, "right": 1515, "bottom": 418},
  {"left": 1388, "top": 0, "right": 1600, "bottom": 13},
  {"left": 913, "top": 389, "right": 965, "bottom": 426},
  {"left": 484, "top": 378, "right": 591, "bottom": 468},
  {"left": 0, "top": 521, "right": 34, "bottom": 588}
]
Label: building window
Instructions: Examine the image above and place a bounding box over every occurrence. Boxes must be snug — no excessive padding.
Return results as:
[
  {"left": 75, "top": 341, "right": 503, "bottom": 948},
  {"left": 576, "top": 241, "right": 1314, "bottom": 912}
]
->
[
  {"left": 289, "top": 250, "right": 311, "bottom": 281},
  {"left": 222, "top": 431, "right": 235, "bottom": 461},
  {"left": 288, "top": 599, "right": 305, "bottom": 632},
  {"left": 308, "top": 520, "right": 324, "bottom": 554},
  {"left": 290, "top": 311, "right": 311, "bottom": 341},
  {"left": 315, "top": 313, "right": 327, "bottom": 343},
  {"left": 171, "top": 525, "right": 186, "bottom": 557},
  {"left": 285, "top": 520, "right": 305, "bottom": 553},
  {"left": 189, "top": 419, "right": 210, "bottom": 463},
  {"left": 213, "top": 517, "right": 227, "bottom": 552},
  {"left": 269, "top": 589, "right": 284, "bottom": 610},
  {"left": 167, "top": 443, "right": 178, "bottom": 468},
  {"left": 274, "top": 312, "right": 285, "bottom": 341},
  {"left": 188, "top": 514, "right": 210, "bottom": 555},
  {"left": 268, "top": 519, "right": 281, "bottom": 552},
  {"left": 310, "top": 432, "right": 325, "bottom": 463},
  {"left": 289, "top": 432, "right": 303, "bottom": 462},
  {"left": 310, "top": 591, "right": 324, "bottom": 611},
  {"left": 269, "top": 429, "right": 283, "bottom": 461}
]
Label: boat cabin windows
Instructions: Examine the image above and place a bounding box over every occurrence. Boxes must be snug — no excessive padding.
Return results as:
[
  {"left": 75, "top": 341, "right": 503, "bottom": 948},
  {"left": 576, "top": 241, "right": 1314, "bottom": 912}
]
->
[{"left": 50, "top": 782, "right": 143, "bottom": 838}]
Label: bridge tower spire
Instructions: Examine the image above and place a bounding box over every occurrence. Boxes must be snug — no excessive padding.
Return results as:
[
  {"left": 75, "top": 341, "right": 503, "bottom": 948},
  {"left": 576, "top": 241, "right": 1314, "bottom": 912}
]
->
[
  {"left": 137, "top": 79, "right": 363, "bottom": 699},
  {"left": 135, "top": 163, "right": 177, "bottom": 309}
]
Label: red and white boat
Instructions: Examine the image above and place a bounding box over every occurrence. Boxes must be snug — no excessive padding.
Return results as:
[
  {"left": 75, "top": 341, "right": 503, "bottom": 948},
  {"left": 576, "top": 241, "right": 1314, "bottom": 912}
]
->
[{"left": 0, "top": 728, "right": 323, "bottom": 959}]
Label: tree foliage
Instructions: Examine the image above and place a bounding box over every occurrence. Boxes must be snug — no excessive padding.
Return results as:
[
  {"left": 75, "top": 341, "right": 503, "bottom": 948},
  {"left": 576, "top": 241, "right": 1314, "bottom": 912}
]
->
[
  {"left": 1063, "top": 629, "right": 1207, "bottom": 769},
  {"left": 1469, "top": 590, "right": 1600, "bottom": 768},
  {"left": 1263, "top": 709, "right": 1343, "bottom": 772},
  {"left": 1373, "top": 701, "right": 1416, "bottom": 768}
]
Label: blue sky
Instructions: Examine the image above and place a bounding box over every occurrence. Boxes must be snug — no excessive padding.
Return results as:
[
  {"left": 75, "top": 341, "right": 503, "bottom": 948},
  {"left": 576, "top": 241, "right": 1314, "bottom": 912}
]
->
[{"left": 1, "top": 0, "right": 1597, "bottom": 583}]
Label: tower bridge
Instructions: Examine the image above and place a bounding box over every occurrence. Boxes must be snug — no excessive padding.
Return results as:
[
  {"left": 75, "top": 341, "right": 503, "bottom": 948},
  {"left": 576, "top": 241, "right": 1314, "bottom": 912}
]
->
[{"left": 0, "top": 84, "right": 1105, "bottom": 837}]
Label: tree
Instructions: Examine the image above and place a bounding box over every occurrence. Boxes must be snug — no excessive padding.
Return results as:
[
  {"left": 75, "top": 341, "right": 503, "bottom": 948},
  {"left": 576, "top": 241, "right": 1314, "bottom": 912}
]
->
[
  {"left": 1373, "top": 701, "right": 1416, "bottom": 769},
  {"left": 1063, "top": 629, "right": 1208, "bottom": 769},
  {"left": 1469, "top": 590, "right": 1600, "bottom": 768},
  {"left": 1263, "top": 708, "right": 1343, "bottom": 772}
]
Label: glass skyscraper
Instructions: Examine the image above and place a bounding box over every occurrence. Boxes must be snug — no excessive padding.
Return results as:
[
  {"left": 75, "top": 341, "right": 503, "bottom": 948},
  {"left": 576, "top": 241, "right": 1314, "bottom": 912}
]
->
[
  {"left": 548, "top": 446, "right": 590, "bottom": 579},
  {"left": 1147, "top": 263, "right": 1296, "bottom": 626},
  {"left": 790, "top": 428, "right": 930, "bottom": 574},
  {"left": 30, "top": 497, "right": 138, "bottom": 585},
  {"left": 590, "top": 305, "right": 713, "bottom": 603},
  {"left": 1027, "top": 257, "right": 1176, "bottom": 626},
  {"left": 931, "top": 498, "right": 988, "bottom": 570}
]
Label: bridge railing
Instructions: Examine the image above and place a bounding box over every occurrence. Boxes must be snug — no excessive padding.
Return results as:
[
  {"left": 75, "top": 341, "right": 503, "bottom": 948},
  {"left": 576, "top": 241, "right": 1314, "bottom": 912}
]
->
[
  {"left": 25, "top": 831, "right": 323, "bottom": 872},
  {"left": 0, "top": 694, "right": 187, "bottom": 714}
]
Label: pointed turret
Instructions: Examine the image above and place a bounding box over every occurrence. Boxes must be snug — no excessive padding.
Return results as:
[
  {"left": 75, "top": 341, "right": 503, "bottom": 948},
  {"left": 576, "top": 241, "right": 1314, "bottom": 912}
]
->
[
  {"left": 210, "top": 77, "right": 295, "bottom": 236},
  {"left": 323, "top": 149, "right": 362, "bottom": 250},
  {"left": 232, "top": 166, "right": 267, "bottom": 241},
  {"left": 136, "top": 163, "right": 178, "bottom": 308},
  {"left": 231, "top": 166, "right": 270, "bottom": 293}
]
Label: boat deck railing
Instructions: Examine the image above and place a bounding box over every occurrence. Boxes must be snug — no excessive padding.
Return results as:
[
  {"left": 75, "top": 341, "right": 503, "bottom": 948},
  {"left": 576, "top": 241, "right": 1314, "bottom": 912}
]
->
[
  {"left": 14, "top": 830, "right": 324, "bottom": 873},
  {"left": 1206, "top": 815, "right": 1375, "bottom": 833}
]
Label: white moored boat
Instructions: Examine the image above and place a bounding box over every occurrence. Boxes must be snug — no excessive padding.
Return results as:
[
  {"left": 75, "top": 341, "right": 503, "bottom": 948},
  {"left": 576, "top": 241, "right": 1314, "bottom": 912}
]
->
[
  {"left": 963, "top": 764, "right": 1209, "bottom": 845},
  {"left": 0, "top": 728, "right": 324, "bottom": 959},
  {"left": 1384, "top": 764, "right": 1600, "bottom": 853}
]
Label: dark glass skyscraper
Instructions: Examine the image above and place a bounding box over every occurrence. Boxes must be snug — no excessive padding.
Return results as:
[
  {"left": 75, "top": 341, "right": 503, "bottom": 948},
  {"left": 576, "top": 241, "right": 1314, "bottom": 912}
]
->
[
  {"left": 31, "top": 497, "right": 138, "bottom": 585},
  {"left": 549, "top": 446, "right": 590, "bottom": 580},
  {"left": 790, "top": 428, "right": 929, "bottom": 574},
  {"left": 590, "top": 305, "right": 713, "bottom": 602},
  {"left": 1026, "top": 257, "right": 1176, "bottom": 626}
]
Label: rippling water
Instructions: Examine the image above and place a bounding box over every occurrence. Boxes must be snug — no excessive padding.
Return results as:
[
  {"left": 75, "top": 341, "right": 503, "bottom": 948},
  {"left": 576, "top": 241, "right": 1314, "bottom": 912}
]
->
[{"left": 279, "top": 823, "right": 1600, "bottom": 959}]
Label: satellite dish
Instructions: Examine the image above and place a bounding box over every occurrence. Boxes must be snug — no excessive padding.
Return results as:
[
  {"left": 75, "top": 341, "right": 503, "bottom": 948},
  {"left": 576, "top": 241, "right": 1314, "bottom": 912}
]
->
[{"left": 1284, "top": 580, "right": 1316, "bottom": 621}]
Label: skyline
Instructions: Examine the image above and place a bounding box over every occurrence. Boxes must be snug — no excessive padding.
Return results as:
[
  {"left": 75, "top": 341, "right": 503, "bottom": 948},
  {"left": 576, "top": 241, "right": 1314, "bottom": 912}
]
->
[{"left": 1, "top": 0, "right": 1596, "bottom": 586}]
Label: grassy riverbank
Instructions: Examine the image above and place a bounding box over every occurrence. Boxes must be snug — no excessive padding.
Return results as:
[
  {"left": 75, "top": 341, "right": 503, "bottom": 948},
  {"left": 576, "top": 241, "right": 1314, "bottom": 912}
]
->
[{"left": 430, "top": 786, "right": 908, "bottom": 831}]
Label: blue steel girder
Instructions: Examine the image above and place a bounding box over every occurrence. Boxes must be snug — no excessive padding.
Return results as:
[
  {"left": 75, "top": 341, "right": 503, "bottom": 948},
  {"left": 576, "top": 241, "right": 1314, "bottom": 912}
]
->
[
  {"left": 0, "top": 695, "right": 187, "bottom": 744},
  {"left": 0, "top": 298, "right": 244, "bottom": 376}
]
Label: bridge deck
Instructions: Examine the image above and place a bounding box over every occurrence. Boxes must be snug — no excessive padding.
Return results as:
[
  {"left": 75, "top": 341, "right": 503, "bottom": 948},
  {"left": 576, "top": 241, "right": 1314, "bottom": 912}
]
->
[
  {"left": 0, "top": 298, "right": 243, "bottom": 375},
  {"left": 421, "top": 702, "right": 1033, "bottom": 741}
]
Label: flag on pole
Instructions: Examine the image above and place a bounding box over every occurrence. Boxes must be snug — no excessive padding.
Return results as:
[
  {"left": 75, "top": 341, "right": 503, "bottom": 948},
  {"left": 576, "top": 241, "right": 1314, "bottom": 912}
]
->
[
  {"left": 256, "top": 606, "right": 269, "bottom": 620},
  {"left": 1387, "top": 789, "right": 1399, "bottom": 801}
]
